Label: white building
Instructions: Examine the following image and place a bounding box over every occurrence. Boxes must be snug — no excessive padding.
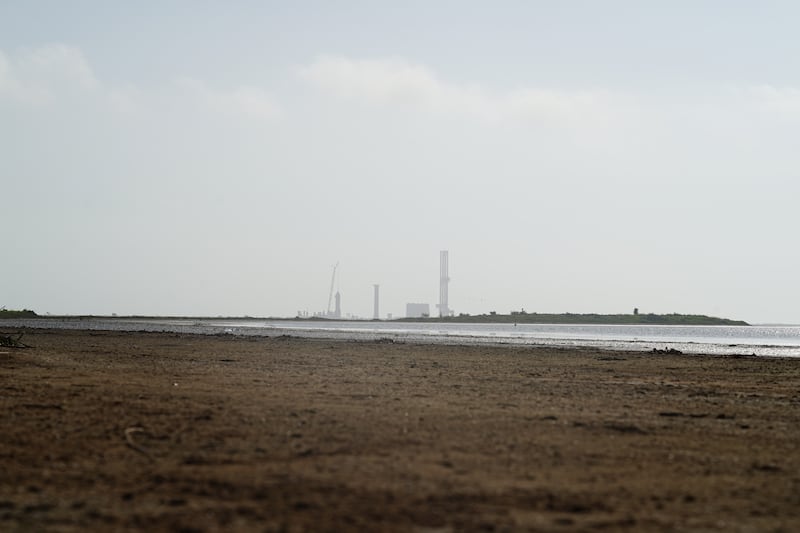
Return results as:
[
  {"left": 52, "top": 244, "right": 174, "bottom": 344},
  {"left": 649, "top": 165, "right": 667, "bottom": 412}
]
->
[{"left": 406, "top": 303, "right": 430, "bottom": 318}]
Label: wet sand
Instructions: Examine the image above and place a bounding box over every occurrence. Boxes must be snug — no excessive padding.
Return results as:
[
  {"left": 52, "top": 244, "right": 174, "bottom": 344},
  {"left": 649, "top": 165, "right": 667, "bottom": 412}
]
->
[{"left": 1, "top": 328, "right": 799, "bottom": 531}]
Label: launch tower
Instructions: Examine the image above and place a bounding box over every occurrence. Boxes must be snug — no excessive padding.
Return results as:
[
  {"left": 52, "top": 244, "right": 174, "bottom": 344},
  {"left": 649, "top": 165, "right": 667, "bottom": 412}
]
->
[{"left": 437, "top": 250, "right": 451, "bottom": 317}]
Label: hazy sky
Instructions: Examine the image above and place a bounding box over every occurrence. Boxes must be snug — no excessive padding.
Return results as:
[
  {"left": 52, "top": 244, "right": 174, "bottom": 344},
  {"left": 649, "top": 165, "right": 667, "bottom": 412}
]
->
[{"left": 2, "top": 2, "right": 800, "bottom": 323}]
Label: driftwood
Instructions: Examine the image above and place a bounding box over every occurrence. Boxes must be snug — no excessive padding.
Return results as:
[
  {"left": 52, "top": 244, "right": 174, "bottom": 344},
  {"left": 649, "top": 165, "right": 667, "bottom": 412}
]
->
[
  {"left": 124, "top": 427, "right": 153, "bottom": 461},
  {"left": 0, "top": 331, "right": 29, "bottom": 348}
]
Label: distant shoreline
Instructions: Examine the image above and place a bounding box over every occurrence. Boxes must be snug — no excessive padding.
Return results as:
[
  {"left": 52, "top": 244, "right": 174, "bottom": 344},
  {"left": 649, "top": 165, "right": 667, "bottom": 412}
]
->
[
  {"left": 1, "top": 311, "right": 749, "bottom": 326},
  {"left": 395, "top": 312, "right": 749, "bottom": 326}
]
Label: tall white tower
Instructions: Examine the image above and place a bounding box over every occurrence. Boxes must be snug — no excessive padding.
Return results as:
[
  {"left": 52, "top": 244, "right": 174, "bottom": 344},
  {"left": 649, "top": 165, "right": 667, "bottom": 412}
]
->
[
  {"left": 373, "top": 284, "right": 380, "bottom": 320},
  {"left": 437, "top": 250, "right": 451, "bottom": 317}
]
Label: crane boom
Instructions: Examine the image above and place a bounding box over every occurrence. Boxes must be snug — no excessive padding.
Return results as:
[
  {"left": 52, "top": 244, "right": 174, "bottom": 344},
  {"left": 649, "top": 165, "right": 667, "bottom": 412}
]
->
[{"left": 327, "top": 262, "right": 339, "bottom": 314}]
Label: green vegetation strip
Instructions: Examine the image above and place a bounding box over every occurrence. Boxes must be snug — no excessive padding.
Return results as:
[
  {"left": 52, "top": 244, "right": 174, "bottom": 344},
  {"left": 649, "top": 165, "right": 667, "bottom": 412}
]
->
[
  {"left": 397, "top": 313, "right": 748, "bottom": 326},
  {"left": 0, "top": 309, "right": 38, "bottom": 319}
]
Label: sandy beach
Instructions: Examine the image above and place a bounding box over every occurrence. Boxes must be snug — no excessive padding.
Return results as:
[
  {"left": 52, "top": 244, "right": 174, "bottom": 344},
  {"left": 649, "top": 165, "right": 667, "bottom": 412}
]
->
[{"left": 1, "top": 328, "right": 799, "bottom": 531}]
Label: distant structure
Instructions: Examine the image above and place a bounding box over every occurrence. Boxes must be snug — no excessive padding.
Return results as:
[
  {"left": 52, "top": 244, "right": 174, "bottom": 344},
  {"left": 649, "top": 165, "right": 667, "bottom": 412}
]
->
[
  {"left": 406, "top": 303, "right": 430, "bottom": 318},
  {"left": 326, "top": 262, "right": 339, "bottom": 316},
  {"left": 437, "top": 250, "right": 451, "bottom": 317},
  {"left": 313, "top": 262, "right": 343, "bottom": 319},
  {"left": 373, "top": 284, "right": 380, "bottom": 319}
]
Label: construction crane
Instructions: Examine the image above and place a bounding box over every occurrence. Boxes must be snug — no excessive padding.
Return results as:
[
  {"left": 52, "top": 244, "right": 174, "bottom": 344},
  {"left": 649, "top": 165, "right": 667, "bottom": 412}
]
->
[{"left": 327, "top": 262, "right": 339, "bottom": 316}]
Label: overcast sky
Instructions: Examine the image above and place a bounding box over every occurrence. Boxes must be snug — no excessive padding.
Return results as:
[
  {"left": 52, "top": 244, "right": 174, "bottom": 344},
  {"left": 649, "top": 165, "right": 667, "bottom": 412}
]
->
[{"left": 2, "top": 1, "right": 800, "bottom": 323}]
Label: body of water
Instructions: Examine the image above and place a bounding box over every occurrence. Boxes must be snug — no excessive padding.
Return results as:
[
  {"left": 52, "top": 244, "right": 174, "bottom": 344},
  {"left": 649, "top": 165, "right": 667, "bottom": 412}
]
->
[{"left": 4, "top": 318, "right": 800, "bottom": 357}]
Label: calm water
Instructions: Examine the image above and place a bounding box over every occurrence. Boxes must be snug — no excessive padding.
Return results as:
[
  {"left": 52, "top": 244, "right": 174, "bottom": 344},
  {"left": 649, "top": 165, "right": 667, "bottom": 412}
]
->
[{"left": 4, "top": 318, "right": 800, "bottom": 357}]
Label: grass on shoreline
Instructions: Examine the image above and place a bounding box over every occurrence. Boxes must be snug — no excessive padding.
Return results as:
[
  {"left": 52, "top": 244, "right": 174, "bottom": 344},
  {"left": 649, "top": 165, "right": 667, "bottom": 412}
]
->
[{"left": 0, "top": 309, "right": 38, "bottom": 319}]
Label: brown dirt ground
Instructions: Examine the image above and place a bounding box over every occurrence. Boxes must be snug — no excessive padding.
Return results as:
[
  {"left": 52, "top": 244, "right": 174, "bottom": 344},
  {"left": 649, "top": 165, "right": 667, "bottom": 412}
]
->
[{"left": 1, "top": 328, "right": 799, "bottom": 532}]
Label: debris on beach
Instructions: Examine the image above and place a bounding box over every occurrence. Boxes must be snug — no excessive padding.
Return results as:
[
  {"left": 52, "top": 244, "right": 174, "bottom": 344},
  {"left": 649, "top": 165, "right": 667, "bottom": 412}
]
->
[
  {"left": 0, "top": 331, "right": 30, "bottom": 348},
  {"left": 651, "top": 347, "right": 683, "bottom": 355}
]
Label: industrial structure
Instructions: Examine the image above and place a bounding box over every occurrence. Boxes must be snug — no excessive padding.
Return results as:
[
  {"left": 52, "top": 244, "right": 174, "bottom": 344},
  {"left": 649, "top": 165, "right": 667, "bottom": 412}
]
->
[
  {"left": 308, "top": 251, "right": 449, "bottom": 320},
  {"left": 320, "top": 262, "right": 341, "bottom": 319},
  {"left": 406, "top": 303, "right": 430, "bottom": 318},
  {"left": 334, "top": 291, "right": 341, "bottom": 319},
  {"left": 437, "top": 250, "right": 451, "bottom": 317}
]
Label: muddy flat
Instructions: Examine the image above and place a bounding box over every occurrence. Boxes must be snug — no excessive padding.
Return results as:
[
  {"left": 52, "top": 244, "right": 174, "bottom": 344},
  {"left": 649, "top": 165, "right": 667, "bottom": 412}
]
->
[{"left": 1, "top": 328, "right": 799, "bottom": 531}]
